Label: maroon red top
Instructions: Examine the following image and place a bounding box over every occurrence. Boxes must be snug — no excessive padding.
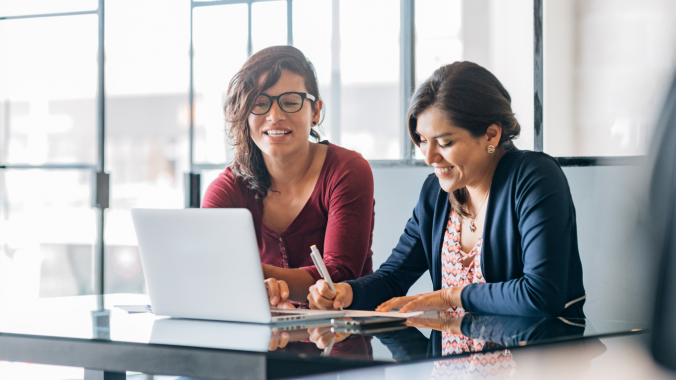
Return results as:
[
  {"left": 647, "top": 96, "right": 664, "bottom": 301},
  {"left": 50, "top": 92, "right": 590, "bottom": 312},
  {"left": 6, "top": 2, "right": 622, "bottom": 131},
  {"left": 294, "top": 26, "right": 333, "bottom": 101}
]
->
[{"left": 202, "top": 143, "right": 375, "bottom": 283}]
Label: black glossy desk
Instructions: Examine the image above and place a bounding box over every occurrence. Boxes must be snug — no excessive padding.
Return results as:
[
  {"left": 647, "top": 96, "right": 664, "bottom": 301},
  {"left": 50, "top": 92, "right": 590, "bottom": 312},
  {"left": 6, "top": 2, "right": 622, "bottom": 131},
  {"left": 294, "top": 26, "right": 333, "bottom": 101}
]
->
[{"left": 0, "top": 294, "right": 648, "bottom": 379}]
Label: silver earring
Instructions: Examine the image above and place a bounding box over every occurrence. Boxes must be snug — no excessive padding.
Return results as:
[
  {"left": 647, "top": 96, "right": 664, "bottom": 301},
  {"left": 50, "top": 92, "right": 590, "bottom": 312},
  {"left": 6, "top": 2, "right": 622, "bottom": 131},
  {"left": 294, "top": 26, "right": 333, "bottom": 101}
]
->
[{"left": 487, "top": 145, "right": 496, "bottom": 154}]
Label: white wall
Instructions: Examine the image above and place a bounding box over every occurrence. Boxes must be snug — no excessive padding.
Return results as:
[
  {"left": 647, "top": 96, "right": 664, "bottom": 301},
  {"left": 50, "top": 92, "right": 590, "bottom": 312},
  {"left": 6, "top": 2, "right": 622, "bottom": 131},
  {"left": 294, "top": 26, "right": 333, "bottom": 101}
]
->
[{"left": 370, "top": 163, "right": 652, "bottom": 322}]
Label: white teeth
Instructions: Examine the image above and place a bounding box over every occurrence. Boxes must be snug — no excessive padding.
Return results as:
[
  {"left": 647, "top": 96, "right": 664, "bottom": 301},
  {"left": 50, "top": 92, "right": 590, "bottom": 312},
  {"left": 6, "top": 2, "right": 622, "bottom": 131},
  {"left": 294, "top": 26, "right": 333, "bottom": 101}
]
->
[
  {"left": 265, "top": 130, "right": 290, "bottom": 137},
  {"left": 435, "top": 167, "right": 452, "bottom": 175}
]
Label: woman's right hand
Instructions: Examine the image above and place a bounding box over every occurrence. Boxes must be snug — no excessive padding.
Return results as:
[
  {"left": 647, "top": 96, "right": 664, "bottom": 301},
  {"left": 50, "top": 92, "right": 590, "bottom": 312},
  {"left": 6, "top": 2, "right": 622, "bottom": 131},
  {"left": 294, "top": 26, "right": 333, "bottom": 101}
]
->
[
  {"left": 307, "top": 280, "right": 353, "bottom": 310},
  {"left": 265, "top": 278, "right": 295, "bottom": 309}
]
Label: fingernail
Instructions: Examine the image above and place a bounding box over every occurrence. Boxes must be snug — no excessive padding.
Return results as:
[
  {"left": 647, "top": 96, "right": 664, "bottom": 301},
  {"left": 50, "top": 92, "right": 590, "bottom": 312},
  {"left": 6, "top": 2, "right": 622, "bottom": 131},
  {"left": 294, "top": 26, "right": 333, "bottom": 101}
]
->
[
  {"left": 272, "top": 296, "right": 278, "bottom": 304},
  {"left": 282, "top": 292, "right": 288, "bottom": 298}
]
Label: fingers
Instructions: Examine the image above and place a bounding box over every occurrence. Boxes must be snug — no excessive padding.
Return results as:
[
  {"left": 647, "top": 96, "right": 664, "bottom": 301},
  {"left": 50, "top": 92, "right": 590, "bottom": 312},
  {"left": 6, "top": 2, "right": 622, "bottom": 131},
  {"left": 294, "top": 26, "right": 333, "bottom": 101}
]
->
[
  {"left": 376, "top": 296, "right": 416, "bottom": 312},
  {"left": 278, "top": 280, "right": 289, "bottom": 300},
  {"left": 269, "top": 332, "right": 289, "bottom": 351},
  {"left": 308, "top": 282, "right": 336, "bottom": 310},
  {"left": 316, "top": 280, "right": 337, "bottom": 299},
  {"left": 308, "top": 327, "right": 335, "bottom": 349},
  {"left": 277, "top": 301, "right": 296, "bottom": 309},
  {"left": 279, "top": 331, "right": 289, "bottom": 349},
  {"left": 265, "top": 278, "right": 289, "bottom": 307},
  {"left": 265, "top": 278, "right": 281, "bottom": 306},
  {"left": 333, "top": 283, "right": 352, "bottom": 309},
  {"left": 398, "top": 294, "right": 434, "bottom": 313}
]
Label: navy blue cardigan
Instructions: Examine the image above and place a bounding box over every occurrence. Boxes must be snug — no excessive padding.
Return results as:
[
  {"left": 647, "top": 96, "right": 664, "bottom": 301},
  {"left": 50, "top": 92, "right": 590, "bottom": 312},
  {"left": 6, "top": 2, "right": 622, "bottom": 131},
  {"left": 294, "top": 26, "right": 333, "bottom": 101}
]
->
[{"left": 346, "top": 149, "right": 586, "bottom": 318}]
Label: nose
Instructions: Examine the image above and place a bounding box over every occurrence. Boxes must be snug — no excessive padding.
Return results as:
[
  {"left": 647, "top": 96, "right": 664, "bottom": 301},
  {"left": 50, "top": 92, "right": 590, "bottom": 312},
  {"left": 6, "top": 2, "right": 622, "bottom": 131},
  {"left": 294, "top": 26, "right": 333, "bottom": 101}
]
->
[
  {"left": 423, "top": 142, "right": 440, "bottom": 166},
  {"left": 266, "top": 100, "right": 286, "bottom": 123}
]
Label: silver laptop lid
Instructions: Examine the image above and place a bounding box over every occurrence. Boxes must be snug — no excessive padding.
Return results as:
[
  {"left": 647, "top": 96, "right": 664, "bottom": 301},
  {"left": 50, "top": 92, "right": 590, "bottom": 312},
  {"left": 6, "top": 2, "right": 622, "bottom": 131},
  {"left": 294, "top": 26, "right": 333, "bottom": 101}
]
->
[{"left": 132, "top": 208, "right": 272, "bottom": 323}]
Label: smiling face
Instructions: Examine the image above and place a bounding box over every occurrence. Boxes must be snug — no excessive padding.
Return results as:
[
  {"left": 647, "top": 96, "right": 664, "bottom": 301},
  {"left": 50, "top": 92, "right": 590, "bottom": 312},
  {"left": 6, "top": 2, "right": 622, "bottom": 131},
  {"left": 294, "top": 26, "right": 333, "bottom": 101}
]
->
[
  {"left": 416, "top": 106, "right": 502, "bottom": 193},
  {"left": 247, "top": 69, "right": 322, "bottom": 159}
]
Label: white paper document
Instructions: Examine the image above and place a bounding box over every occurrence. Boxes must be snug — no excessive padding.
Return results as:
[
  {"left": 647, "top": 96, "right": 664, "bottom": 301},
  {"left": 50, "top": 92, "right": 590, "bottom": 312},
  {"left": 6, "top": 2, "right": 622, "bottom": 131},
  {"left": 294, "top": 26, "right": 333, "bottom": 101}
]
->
[
  {"left": 343, "top": 310, "right": 423, "bottom": 318},
  {"left": 115, "top": 305, "right": 153, "bottom": 313}
]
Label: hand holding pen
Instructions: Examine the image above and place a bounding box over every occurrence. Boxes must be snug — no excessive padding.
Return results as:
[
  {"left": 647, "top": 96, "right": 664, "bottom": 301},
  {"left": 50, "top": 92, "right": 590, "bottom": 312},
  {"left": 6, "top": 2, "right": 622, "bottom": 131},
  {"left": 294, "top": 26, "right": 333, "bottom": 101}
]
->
[{"left": 308, "top": 245, "right": 349, "bottom": 310}]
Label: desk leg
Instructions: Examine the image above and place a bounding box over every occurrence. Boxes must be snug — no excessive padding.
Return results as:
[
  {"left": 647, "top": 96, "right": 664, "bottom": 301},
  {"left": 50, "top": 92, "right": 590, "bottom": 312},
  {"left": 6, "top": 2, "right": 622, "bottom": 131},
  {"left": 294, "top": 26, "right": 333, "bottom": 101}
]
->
[{"left": 84, "top": 369, "right": 126, "bottom": 380}]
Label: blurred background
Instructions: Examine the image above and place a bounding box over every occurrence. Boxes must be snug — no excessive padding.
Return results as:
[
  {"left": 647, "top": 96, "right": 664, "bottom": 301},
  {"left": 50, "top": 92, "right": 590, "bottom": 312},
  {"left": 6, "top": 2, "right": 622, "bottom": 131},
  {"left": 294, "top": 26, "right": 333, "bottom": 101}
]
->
[{"left": 0, "top": 0, "right": 675, "bottom": 312}]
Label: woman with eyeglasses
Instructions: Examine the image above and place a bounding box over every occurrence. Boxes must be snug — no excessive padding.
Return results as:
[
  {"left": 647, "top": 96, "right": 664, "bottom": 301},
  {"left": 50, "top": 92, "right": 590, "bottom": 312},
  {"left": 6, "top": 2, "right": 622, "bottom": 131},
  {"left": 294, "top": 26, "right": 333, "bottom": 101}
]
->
[
  {"left": 307, "top": 61, "right": 586, "bottom": 318},
  {"left": 203, "top": 46, "right": 375, "bottom": 308}
]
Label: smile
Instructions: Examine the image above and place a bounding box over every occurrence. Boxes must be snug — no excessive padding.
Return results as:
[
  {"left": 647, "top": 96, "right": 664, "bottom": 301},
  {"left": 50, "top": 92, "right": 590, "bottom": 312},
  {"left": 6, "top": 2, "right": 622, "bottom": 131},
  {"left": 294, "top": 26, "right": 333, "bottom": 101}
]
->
[
  {"left": 434, "top": 167, "right": 452, "bottom": 175},
  {"left": 264, "top": 130, "right": 291, "bottom": 137}
]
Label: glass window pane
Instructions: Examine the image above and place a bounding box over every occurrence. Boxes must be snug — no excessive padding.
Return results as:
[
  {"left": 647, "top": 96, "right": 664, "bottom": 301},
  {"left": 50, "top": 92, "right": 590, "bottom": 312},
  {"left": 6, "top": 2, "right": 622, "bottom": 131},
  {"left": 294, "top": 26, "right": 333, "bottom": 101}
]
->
[
  {"left": 251, "top": 1, "right": 288, "bottom": 54},
  {"left": 0, "top": 15, "right": 98, "bottom": 165},
  {"left": 0, "top": 169, "right": 96, "bottom": 300},
  {"left": 340, "top": 0, "right": 401, "bottom": 159},
  {"left": 414, "top": 0, "right": 533, "bottom": 160},
  {"left": 104, "top": 0, "right": 190, "bottom": 294},
  {"left": 293, "top": 0, "right": 332, "bottom": 141},
  {"left": 544, "top": 1, "right": 676, "bottom": 156},
  {"left": 200, "top": 168, "right": 225, "bottom": 202},
  {"left": 415, "top": 0, "right": 462, "bottom": 87},
  {"left": 0, "top": 0, "right": 96, "bottom": 17},
  {"left": 193, "top": 4, "right": 248, "bottom": 164}
]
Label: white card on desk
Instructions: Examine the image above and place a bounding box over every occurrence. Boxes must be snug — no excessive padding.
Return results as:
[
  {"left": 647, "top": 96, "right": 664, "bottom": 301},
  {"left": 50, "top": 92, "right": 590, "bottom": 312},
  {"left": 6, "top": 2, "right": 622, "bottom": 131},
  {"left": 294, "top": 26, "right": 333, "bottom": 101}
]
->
[
  {"left": 115, "top": 305, "right": 153, "bottom": 313},
  {"left": 343, "top": 310, "right": 423, "bottom": 318}
]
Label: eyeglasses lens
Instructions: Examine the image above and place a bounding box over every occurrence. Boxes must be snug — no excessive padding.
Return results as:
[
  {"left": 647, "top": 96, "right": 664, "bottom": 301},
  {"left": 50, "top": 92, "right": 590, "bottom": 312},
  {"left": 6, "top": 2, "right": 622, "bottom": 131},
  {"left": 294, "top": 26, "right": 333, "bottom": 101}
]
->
[
  {"left": 252, "top": 95, "right": 272, "bottom": 115},
  {"left": 279, "top": 93, "right": 303, "bottom": 113}
]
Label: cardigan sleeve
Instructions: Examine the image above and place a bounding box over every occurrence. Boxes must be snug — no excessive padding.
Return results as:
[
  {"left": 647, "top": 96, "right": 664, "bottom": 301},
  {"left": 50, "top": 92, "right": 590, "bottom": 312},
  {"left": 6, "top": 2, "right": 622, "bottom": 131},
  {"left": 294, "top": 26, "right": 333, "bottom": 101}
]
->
[
  {"left": 461, "top": 154, "right": 578, "bottom": 317},
  {"left": 345, "top": 176, "right": 434, "bottom": 310}
]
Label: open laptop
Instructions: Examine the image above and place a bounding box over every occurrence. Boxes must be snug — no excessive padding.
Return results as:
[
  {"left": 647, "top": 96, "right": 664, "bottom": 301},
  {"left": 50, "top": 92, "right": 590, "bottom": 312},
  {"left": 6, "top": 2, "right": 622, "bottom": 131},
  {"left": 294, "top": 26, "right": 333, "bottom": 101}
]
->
[{"left": 131, "top": 208, "right": 344, "bottom": 324}]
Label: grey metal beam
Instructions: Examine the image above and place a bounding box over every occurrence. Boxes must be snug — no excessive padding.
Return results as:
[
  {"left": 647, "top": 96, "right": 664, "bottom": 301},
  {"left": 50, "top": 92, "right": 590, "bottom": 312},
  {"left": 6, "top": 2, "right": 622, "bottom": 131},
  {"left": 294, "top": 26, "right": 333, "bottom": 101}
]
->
[
  {"left": 189, "top": 4, "right": 195, "bottom": 174},
  {"left": 94, "top": 0, "right": 108, "bottom": 297},
  {"left": 330, "top": 0, "right": 341, "bottom": 146},
  {"left": 533, "top": 0, "right": 544, "bottom": 152},
  {"left": 0, "top": 164, "right": 96, "bottom": 170},
  {"left": 247, "top": 2, "right": 253, "bottom": 56},
  {"left": 0, "top": 10, "right": 96, "bottom": 21},
  {"left": 287, "top": 0, "right": 293, "bottom": 46},
  {"left": 400, "top": 0, "right": 415, "bottom": 162},
  {"left": 192, "top": 0, "right": 281, "bottom": 8}
]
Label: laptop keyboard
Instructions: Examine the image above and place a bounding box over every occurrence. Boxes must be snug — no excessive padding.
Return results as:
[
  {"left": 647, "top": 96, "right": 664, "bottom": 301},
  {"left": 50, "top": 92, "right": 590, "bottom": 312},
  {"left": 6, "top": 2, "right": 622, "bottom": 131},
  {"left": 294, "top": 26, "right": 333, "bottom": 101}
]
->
[{"left": 270, "top": 310, "right": 306, "bottom": 317}]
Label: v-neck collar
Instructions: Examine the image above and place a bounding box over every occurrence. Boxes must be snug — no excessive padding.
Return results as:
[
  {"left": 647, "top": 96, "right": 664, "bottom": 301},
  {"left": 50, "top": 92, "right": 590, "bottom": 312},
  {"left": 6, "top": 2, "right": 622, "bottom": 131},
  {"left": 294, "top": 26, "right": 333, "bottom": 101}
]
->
[{"left": 261, "top": 143, "right": 332, "bottom": 237}]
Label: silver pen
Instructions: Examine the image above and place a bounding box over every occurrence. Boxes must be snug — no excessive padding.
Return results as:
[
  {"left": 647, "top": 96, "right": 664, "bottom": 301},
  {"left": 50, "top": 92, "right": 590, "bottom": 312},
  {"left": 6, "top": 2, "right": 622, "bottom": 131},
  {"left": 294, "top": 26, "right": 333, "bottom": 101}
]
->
[{"left": 310, "top": 245, "right": 344, "bottom": 311}]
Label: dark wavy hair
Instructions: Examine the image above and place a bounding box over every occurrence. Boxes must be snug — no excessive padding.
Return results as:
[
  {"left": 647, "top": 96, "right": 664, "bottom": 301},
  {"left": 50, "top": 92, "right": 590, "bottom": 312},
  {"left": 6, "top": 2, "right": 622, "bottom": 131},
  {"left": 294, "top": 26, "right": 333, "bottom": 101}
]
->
[
  {"left": 224, "top": 46, "right": 322, "bottom": 200},
  {"left": 407, "top": 61, "right": 521, "bottom": 218}
]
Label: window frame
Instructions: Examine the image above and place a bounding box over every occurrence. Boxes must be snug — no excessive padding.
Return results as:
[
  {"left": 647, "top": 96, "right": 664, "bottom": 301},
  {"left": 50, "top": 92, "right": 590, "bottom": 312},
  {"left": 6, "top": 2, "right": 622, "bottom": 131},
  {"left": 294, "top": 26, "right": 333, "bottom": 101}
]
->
[
  {"left": 187, "top": 0, "right": 647, "bottom": 174},
  {"left": 0, "top": 2, "right": 107, "bottom": 297},
  {"left": 0, "top": 0, "right": 648, "bottom": 295}
]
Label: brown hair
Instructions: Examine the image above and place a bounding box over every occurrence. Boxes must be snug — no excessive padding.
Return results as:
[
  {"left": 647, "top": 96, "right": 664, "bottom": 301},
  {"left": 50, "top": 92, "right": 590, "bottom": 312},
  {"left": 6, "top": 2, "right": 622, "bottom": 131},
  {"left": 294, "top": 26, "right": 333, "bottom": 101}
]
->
[
  {"left": 407, "top": 61, "right": 521, "bottom": 218},
  {"left": 224, "top": 46, "right": 322, "bottom": 199}
]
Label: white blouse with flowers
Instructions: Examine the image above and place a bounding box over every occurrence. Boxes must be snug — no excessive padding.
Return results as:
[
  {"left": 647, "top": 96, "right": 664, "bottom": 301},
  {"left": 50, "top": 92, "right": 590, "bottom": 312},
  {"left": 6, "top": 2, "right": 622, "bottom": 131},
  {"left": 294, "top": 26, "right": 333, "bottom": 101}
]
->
[{"left": 431, "top": 209, "right": 518, "bottom": 380}]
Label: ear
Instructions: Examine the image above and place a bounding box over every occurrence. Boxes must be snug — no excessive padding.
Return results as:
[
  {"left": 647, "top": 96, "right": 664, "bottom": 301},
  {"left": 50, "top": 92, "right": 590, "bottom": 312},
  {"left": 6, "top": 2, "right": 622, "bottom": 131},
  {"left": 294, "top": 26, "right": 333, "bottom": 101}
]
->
[
  {"left": 312, "top": 99, "right": 324, "bottom": 125},
  {"left": 485, "top": 124, "right": 502, "bottom": 146}
]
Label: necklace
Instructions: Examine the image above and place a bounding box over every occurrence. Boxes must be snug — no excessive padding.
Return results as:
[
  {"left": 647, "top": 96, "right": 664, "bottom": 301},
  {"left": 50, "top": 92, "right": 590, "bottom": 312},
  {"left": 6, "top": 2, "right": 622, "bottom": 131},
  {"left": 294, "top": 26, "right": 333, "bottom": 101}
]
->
[{"left": 468, "top": 189, "right": 490, "bottom": 233}]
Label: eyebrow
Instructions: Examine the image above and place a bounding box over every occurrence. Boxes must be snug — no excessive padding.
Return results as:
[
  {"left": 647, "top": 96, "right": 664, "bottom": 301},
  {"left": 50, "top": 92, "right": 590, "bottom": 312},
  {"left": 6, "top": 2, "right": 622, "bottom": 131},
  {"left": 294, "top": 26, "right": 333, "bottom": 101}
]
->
[{"left": 418, "top": 132, "right": 454, "bottom": 139}]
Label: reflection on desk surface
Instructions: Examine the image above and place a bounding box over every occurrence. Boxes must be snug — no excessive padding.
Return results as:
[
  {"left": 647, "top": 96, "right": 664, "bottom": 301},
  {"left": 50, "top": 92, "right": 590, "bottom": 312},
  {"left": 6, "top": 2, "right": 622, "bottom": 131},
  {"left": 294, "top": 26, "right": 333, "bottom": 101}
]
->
[
  {"left": 146, "top": 309, "right": 645, "bottom": 363},
  {"left": 0, "top": 294, "right": 647, "bottom": 365}
]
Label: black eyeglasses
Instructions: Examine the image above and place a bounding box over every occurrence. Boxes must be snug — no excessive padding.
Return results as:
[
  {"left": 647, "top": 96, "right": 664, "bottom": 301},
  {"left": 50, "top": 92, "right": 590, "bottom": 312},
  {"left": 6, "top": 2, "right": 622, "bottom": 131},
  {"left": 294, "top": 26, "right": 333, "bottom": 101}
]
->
[{"left": 251, "top": 92, "right": 316, "bottom": 115}]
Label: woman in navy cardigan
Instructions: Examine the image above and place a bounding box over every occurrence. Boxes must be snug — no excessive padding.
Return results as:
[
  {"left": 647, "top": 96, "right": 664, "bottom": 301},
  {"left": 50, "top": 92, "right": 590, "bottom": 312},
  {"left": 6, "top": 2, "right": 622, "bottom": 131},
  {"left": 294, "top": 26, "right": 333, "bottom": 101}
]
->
[{"left": 307, "top": 62, "right": 586, "bottom": 318}]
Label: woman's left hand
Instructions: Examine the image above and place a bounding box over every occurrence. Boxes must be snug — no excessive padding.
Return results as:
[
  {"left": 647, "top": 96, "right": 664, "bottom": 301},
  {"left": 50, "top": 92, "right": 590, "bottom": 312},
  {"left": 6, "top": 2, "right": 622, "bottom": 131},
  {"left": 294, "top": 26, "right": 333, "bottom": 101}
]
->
[
  {"left": 376, "top": 286, "right": 465, "bottom": 313},
  {"left": 406, "top": 311, "right": 463, "bottom": 334}
]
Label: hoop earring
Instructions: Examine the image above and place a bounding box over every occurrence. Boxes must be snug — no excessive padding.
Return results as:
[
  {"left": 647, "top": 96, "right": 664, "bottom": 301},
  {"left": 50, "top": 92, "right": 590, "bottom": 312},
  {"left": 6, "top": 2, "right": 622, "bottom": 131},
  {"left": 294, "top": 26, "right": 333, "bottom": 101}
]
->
[{"left": 487, "top": 145, "right": 496, "bottom": 154}]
